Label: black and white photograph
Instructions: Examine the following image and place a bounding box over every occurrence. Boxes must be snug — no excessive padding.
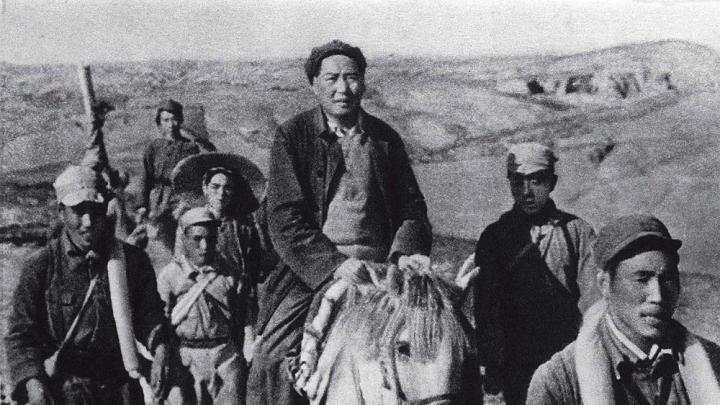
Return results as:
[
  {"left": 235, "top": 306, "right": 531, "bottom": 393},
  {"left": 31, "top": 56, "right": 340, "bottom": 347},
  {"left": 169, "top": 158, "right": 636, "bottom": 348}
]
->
[{"left": 2, "top": 1, "right": 720, "bottom": 404}]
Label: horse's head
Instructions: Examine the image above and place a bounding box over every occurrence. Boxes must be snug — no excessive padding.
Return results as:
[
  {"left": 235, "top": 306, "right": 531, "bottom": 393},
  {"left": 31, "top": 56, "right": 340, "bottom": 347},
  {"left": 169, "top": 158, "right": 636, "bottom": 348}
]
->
[{"left": 301, "top": 264, "right": 478, "bottom": 405}]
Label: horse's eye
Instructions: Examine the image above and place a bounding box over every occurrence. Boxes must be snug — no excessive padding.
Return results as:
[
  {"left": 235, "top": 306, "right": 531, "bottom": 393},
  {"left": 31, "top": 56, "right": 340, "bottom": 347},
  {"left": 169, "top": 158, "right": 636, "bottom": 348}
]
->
[{"left": 396, "top": 341, "right": 411, "bottom": 358}]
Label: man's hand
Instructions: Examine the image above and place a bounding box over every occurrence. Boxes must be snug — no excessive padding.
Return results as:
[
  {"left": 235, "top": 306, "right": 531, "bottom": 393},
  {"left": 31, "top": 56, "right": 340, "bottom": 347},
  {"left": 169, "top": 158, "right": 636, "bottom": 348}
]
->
[
  {"left": 150, "top": 343, "right": 171, "bottom": 399},
  {"left": 135, "top": 207, "right": 148, "bottom": 225},
  {"left": 125, "top": 223, "right": 148, "bottom": 248},
  {"left": 26, "top": 378, "right": 55, "bottom": 405},
  {"left": 333, "top": 258, "right": 370, "bottom": 284},
  {"left": 455, "top": 253, "right": 479, "bottom": 290},
  {"left": 397, "top": 254, "right": 431, "bottom": 272}
]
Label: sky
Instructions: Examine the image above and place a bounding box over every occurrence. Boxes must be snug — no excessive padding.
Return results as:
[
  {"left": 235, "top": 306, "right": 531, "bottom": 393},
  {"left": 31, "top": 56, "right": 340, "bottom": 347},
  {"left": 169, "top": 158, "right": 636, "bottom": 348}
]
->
[{"left": 1, "top": 0, "right": 720, "bottom": 64}]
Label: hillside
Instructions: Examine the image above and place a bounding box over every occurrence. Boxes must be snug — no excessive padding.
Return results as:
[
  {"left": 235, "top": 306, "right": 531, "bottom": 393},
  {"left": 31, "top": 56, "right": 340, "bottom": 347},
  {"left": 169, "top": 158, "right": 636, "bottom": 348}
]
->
[
  {"left": 3, "top": 39, "right": 720, "bottom": 400},
  {"left": 3, "top": 40, "right": 718, "bottom": 174},
  {"left": 3, "top": 39, "right": 720, "bottom": 250}
]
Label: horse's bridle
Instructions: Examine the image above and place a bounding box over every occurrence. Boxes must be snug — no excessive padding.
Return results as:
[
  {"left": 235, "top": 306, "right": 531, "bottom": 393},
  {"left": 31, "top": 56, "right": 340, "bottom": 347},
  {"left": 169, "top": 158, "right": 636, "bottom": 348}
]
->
[
  {"left": 377, "top": 302, "right": 479, "bottom": 405},
  {"left": 379, "top": 343, "right": 460, "bottom": 405}
]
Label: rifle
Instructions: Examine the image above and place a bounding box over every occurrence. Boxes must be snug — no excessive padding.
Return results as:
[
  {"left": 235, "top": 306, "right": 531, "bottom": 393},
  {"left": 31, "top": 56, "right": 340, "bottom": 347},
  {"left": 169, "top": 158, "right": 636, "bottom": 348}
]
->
[
  {"left": 77, "top": 65, "right": 119, "bottom": 187},
  {"left": 78, "top": 65, "right": 97, "bottom": 122}
]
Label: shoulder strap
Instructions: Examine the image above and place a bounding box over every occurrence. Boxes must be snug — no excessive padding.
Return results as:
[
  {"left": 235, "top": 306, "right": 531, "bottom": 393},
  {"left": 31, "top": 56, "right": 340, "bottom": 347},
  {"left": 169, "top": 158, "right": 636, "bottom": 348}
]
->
[
  {"left": 505, "top": 241, "right": 537, "bottom": 273},
  {"left": 53, "top": 271, "right": 99, "bottom": 356},
  {"left": 43, "top": 271, "right": 99, "bottom": 377},
  {"left": 170, "top": 272, "right": 218, "bottom": 326}
]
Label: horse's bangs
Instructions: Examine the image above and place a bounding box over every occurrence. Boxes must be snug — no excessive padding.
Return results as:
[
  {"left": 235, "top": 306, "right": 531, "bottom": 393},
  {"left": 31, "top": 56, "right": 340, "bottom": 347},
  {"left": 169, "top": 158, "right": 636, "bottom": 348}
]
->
[{"left": 331, "top": 271, "right": 472, "bottom": 362}]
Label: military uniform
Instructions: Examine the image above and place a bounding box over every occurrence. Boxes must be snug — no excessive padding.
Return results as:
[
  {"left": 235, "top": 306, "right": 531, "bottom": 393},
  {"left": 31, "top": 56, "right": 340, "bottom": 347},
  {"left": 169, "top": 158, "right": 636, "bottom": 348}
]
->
[{"left": 5, "top": 233, "right": 166, "bottom": 404}]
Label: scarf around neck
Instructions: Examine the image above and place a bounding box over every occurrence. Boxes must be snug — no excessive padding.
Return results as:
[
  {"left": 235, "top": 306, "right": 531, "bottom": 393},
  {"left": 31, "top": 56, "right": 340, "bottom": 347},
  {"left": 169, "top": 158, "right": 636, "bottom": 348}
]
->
[{"left": 575, "top": 300, "right": 720, "bottom": 405}]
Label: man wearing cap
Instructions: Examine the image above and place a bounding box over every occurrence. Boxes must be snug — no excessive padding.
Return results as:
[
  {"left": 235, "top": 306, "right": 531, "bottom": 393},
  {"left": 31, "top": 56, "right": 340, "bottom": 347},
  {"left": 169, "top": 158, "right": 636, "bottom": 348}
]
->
[
  {"left": 473, "top": 142, "right": 598, "bottom": 404},
  {"left": 528, "top": 214, "right": 720, "bottom": 404},
  {"left": 140, "top": 99, "right": 216, "bottom": 223},
  {"left": 157, "top": 207, "right": 247, "bottom": 405},
  {"left": 172, "top": 153, "right": 272, "bottom": 363},
  {"left": 249, "top": 40, "right": 432, "bottom": 405},
  {"left": 5, "top": 165, "right": 170, "bottom": 405}
]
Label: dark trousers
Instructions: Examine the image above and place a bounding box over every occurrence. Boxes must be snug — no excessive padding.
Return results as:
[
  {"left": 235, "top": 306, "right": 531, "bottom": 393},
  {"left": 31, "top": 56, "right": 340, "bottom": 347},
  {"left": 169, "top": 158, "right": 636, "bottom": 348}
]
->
[
  {"left": 50, "top": 375, "right": 143, "bottom": 405},
  {"left": 246, "top": 292, "right": 313, "bottom": 405},
  {"left": 502, "top": 366, "right": 535, "bottom": 405}
]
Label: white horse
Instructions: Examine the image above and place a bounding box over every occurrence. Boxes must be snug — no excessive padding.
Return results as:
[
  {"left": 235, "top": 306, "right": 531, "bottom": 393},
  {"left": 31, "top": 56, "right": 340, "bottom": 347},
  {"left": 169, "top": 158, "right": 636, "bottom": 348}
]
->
[{"left": 292, "top": 258, "right": 480, "bottom": 405}]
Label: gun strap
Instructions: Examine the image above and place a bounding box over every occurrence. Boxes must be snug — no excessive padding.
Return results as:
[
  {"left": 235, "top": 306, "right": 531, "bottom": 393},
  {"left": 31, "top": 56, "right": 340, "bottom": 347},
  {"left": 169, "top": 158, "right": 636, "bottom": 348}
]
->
[{"left": 55, "top": 273, "right": 100, "bottom": 355}]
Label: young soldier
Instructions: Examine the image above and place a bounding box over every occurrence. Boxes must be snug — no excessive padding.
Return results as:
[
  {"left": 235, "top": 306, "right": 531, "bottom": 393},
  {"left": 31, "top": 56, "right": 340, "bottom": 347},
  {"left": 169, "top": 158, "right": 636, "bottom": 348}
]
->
[
  {"left": 5, "top": 165, "right": 169, "bottom": 405},
  {"left": 474, "top": 142, "right": 598, "bottom": 404},
  {"left": 158, "top": 207, "right": 247, "bottom": 405}
]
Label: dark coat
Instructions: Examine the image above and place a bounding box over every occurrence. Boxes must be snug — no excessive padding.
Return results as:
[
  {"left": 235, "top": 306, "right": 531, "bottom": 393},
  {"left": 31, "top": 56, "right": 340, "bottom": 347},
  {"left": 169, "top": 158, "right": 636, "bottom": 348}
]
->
[
  {"left": 140, "top": 136, "right": 216, "bottom": 217},
  {"left": 473, "top": 201, "right": 597, "bottom": 403},
  {"left": 4, "top": 234, "right": 166, "bottom": 400},
  {"left": 257, "top": 106, "right": 432, "bottom": 333}
]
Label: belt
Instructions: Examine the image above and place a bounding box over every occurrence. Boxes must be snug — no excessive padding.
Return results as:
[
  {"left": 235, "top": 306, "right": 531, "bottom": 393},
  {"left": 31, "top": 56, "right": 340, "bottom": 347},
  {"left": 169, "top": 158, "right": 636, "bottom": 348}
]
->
[{"left": 179, "top": 337, "right": 230, "bottom": 348}]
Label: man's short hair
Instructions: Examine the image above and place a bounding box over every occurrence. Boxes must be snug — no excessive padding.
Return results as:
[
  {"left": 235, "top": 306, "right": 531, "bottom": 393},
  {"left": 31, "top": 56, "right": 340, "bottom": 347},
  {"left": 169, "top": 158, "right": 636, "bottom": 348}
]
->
[
  {"left": 304, "top": 40, "right": 367, "bottom": 84},
  {"left": 202, "top": 167, "right": 236, "bottom": 186},
  {"left": 155, "top": 99, "right": 184, "bottom": 126}
]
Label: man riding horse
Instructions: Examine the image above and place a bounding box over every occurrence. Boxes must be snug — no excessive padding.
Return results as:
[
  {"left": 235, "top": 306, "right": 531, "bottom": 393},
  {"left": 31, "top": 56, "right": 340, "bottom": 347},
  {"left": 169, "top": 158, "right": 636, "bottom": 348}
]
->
[{"left": 247, "top": 40, "right": 433, "bottom": 405}]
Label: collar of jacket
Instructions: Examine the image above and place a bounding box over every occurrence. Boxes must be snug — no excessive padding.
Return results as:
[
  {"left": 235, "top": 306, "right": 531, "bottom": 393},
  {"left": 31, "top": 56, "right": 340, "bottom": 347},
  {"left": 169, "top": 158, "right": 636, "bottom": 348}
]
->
[
  {"left": 176, "top": 253, "right": 232, "bottom": 280},
  {"left": 574, "top": 299, "right": 720, "bottom": 405},
  {"left": 310, "top": 106, "right": 390, "bottom": 215},
  {"left": 509, "top": 199, "right": 561, "bottom": 227},
  {"left": 61, "top": 229, "right": 111, "bottom": 261},
  {"left": 311, "top": 105, "right": 368, "bottom": 143}
]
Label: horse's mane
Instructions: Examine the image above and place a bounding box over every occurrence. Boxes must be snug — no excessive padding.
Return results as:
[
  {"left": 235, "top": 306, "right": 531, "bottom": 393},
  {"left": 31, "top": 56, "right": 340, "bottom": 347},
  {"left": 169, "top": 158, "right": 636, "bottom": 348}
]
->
[{"left": 329, "top": 268, "right": 474, "bottom": 362}]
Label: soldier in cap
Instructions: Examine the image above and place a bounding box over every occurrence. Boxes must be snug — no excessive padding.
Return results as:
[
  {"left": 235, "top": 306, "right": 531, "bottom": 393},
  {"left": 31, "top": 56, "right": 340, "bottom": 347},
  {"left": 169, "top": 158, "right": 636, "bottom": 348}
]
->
[
  {"left": 4, "top": 165, "right": 170, "bottom": 405},
  {"left": 473, "top": 142, "right": 599, "bottom": 404},
  {"left": 157, "top": 207, "right": 248, "bottom": 405},
  {"left": 171, "top": 152, "right": 274, "bottom": 364},
  {"left": 248, "top": 40, "right": 432, "bottom": 405},
  {"left": 139, "top": 99, "right": 216, "bottom": 224},
  {"left": 528, "top": 214, "right": 720, "bottom": 405}
]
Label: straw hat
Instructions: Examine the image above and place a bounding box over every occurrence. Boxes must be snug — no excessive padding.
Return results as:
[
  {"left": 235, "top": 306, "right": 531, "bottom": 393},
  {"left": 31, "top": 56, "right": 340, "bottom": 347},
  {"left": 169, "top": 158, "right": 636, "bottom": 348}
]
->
[{"left": 171, "top": 152, "right": 266, "bottom": 208}]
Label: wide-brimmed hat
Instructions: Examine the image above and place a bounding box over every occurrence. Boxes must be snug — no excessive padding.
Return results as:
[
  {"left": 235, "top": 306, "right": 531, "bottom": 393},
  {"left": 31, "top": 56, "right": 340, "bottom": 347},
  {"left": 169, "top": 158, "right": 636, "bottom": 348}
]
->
[{"left": 171, "top": 152, "right": 265, "bottom": 210}]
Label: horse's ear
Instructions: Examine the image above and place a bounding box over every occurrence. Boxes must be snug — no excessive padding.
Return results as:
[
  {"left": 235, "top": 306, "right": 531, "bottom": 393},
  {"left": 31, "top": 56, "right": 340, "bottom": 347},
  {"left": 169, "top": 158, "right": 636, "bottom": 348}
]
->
[{"left": 386, "top": 264, "right": 403, "bottom": 297}]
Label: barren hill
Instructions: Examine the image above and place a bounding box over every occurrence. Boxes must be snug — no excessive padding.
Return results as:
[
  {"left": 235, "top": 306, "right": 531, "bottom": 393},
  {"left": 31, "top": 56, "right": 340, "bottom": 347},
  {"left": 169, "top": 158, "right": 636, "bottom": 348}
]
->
[
  {"left": 3, "top": 40, "right": 718, "bottom": 172},
  {"left": 2, "top": 39, "right": 720, "bottom": 265}
]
